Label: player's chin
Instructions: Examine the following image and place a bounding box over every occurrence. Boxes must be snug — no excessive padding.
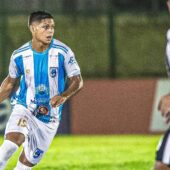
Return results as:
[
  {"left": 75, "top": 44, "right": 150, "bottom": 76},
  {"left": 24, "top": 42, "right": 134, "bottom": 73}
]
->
[
  {"left": 44, "top": 40, "right": 52, "bottom": 45},
  {"left": 42, "top": 38, "right": 52, "bottom": 45}
]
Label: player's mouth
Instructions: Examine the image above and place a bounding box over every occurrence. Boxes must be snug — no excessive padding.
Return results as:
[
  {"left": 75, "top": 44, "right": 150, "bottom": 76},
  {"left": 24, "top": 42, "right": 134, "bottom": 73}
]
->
[{"left": 46, "top": 36, "right": 52, "bottom": 41}]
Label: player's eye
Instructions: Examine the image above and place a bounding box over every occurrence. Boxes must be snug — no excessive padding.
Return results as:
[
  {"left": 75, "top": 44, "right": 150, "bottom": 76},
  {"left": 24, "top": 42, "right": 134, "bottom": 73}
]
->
[
  {"left": 41, "top": 25, "right": 49, "bottom": 30},
  {"left": 41, "top": 25, "right": 54, "bottom": 31}
]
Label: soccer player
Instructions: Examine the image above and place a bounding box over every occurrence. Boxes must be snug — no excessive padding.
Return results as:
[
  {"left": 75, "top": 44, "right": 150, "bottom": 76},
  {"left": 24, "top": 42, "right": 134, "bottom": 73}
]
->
[
  {"left": 154, "top": 1, "right": 170, "bottom": 170},
  {"left": 0, "top": 11, "right": 83, "bottom": 170}
]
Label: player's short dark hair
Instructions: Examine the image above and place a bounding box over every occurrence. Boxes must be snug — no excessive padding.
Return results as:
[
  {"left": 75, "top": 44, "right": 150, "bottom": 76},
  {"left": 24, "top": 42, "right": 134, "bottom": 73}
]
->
[{"left": 28, "top": 11, "right": 53, "bottom": 26}]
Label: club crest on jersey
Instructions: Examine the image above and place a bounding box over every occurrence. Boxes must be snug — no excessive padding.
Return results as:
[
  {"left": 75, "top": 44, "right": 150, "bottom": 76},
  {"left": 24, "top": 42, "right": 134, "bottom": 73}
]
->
[
  {"left": 50, "top": 67, "right": 58, "bottom": 78},
  {"left": 33, "top": 148, "right": 44, "bottom": 159}
]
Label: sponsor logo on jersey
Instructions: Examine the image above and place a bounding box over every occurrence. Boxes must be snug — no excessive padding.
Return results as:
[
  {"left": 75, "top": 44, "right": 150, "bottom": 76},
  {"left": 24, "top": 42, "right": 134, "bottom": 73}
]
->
[
  {"left": 38, "top": 105, "right": 48, "bottom": 115},
  {"left": 33, "top": 148, "right": 44, "bottom": 159},
  {"left": 24, "top": 55, "right": 32, "bottom": 58},
  {"left": 50, "top": 67, "right": 58, "bottom": 78},
  {"left": 68, "top": 56, "right": 76, "bottom": 65},
  {"left": 26, "top": 69, "right": 30, "bottom": 74},
  {"left": 50, "top": 54, "right": 58, "bottom": 58},
  {"left": 36, "top": 84, "right": 49, "bottom": 95}
]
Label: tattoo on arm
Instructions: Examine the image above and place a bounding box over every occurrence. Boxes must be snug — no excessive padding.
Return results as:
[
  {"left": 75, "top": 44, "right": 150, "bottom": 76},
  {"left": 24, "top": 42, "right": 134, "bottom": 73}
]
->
[{"left": 61, "top": 75, "right": 83, "bottom": 99}]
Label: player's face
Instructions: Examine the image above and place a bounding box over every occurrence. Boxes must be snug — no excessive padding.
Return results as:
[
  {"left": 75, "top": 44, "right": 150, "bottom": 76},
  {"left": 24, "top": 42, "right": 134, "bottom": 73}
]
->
[
  {"left": 167, "top": 0, "right": 170, "bottom": 12},
  {"left": 31, "top": 18, "right": 55, "bottom": 45}
]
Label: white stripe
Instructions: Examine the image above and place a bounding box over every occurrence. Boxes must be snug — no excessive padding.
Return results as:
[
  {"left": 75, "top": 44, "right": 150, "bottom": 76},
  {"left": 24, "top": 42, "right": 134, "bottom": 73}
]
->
[
  {"left": 48, "top": 49, "right": 59, "bottom": 99},
  {"left": 53, "top": 39, "right": 69, "bottom": 51},
  {"left": 22, "top": 51, "right": 35, "bottom": 106},
  {"left": 48, "top": 49, "right": 60, "bottom": 118},
  {"left": 166, "top": 41, "right": 170, "bottom": 66},
  {"left": 157, "top": 136, "right": 163, "bottom": 151},
  {"left": 162, "top": 133, "right": 170, "bottom": 164}
]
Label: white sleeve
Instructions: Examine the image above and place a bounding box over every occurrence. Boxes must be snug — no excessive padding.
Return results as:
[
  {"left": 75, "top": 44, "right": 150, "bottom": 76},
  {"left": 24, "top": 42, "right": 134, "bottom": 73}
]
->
[
  {"left": 166, "top": 42, "right": 170, "bottom": 61},
  {"left": 8, "top": 54, "right": 20, "bottom": 78},
  {"left": 64, "top": 49, "right": 81, "bottom": 78}
]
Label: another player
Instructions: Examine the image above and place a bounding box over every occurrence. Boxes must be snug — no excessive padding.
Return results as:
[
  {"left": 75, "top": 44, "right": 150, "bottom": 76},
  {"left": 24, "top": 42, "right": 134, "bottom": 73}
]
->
[
  {"left": 0, "top": 11, "right": 83, "bottom": 170},
  {"left": 154, "top": 1, "right": 170, "bottom": 169}
]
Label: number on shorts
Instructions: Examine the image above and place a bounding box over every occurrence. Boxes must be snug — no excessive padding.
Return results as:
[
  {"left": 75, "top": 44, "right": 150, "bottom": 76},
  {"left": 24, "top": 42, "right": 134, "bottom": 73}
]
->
[{"left": 17, "top": 118, "right": 27, "bottom": 127}]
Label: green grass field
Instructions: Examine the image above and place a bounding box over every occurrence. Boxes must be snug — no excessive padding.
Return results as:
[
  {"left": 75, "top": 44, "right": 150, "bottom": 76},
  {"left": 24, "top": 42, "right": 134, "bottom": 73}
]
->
[{"left": 3, "top": 135, "right": 161, "bottom": 170}]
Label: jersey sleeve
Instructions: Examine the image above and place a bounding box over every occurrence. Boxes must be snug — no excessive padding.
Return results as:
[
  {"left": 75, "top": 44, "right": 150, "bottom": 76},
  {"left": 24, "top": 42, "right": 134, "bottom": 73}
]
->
[
  {"left": 8, "top": 54, "right": 20, "bottom": 78},
  {"left": 64, "top": 49, "right": 81, "bottom": 78}
]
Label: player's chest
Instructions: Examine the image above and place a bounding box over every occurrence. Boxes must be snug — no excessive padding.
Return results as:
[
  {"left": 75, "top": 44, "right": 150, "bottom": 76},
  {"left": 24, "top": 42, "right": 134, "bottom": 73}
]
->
[{"left": 22, "top": 54, "right": 59, "bottom": 78}]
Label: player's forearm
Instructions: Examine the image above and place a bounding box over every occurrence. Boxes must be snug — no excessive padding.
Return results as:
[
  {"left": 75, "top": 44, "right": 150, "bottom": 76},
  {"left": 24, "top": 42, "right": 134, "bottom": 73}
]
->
[
  {"left": 61, "top": 75, "right": 83, "bottom": 99},
  {"left": 0, "top": 76, "right": 16, "bottom": 103}
]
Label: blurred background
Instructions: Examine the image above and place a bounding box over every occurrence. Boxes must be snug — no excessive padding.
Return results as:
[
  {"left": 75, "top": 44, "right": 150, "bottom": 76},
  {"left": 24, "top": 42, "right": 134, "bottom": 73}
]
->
[{"left": 0, "top": 0, "right": 170, "bottom": 134}]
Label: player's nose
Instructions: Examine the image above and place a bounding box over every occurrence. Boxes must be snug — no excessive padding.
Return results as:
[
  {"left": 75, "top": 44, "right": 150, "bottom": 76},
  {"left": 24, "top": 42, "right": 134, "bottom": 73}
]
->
[{"left": 48, "top": 27, "right": 54, "bottom": 33}]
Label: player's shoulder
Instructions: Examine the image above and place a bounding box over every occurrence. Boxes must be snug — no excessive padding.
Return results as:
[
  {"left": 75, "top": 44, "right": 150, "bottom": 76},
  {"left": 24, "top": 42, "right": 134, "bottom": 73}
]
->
[
  {"left": 52, "top": 39, "right": 72, "bottom": 54},
  {"left": 167, "top": 29, "right": 170, "bottom": 41},
  {"left": 12, "top": 41, "right": 31, "bottom": 58}
]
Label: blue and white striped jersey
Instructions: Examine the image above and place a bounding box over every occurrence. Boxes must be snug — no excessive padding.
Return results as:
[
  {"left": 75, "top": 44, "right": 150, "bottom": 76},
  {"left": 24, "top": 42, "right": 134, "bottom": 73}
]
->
[{"left": 9, "top": 39, "right": 81, "bottom": 123}]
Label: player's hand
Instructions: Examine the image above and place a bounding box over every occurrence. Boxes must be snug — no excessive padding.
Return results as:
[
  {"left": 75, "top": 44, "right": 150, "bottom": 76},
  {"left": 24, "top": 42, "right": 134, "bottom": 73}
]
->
[
  {"left": 158, "top": 93, "right": 170, "bottom": 123},
  {"left": 50, "top": 95, "right": 67, "bottom": 107}
]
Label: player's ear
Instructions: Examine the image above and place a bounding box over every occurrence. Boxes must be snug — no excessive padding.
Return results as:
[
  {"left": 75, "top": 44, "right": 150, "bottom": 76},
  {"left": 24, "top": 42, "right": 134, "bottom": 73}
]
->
[{"left": 29, "top": 25, "right": 35, "bottom": 33}]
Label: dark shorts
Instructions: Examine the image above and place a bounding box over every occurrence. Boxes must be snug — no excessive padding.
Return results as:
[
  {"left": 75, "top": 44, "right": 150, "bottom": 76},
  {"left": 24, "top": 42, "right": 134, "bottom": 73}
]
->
[{"left": 156, "top": 129, "right": 170, "bottom": 166}]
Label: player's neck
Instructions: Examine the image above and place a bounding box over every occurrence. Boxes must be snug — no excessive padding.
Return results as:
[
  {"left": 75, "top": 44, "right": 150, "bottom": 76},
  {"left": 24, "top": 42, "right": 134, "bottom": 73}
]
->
[{"left": 31, "top": 39, "right": 50, "bottom": 52}]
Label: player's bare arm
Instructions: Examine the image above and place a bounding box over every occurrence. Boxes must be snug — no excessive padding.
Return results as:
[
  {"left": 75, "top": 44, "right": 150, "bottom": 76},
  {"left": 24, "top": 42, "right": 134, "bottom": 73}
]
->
[
  {"left": 0, "top": 75, "right": 18, "bottom": 103},
  {"left": 167, "top": 0, "right": 170, "bottom": 12},
  {"left": 158, "top": 93, "right": 170, "bottom": 123},
  {"left": 50, "top": 75, "right": 83, "bottom": 107}
]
